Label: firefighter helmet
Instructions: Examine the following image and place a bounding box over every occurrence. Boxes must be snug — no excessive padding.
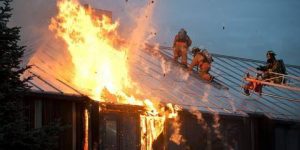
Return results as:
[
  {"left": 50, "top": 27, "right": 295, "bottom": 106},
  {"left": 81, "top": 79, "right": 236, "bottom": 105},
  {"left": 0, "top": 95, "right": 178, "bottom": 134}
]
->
[
  {"left": 179, "top": 28, "right": 187, "bottom": 34},
  {"left": 266, "top": 50, "right": 276, "bottom": 57},
  {"left": 192, "top": 47, "right": 201, "bottom": 56}
]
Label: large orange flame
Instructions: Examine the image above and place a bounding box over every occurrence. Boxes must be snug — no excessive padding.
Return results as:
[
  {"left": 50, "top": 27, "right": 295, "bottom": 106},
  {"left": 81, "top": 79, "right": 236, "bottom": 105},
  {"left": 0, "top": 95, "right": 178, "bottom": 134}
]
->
[
  {"left": 49, "top": 1, "right": 180, "bottom": 149},
  {"left": 49, "top": 0, "right": 133, "bottom": 102}
]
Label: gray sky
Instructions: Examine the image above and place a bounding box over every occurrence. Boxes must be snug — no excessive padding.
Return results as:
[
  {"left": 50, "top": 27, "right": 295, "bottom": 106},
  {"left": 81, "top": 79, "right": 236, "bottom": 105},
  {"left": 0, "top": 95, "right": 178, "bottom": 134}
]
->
[
  {"left": 154, "top": 0, "right": 300, "bottom": 65},
  {"left": 11, "top": 0, "right": 300, "bottom": 65}
]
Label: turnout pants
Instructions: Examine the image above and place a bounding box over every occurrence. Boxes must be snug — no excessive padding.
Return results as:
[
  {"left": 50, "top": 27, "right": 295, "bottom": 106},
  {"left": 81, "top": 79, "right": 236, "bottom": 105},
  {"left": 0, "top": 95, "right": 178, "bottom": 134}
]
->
[
  {"left": 173, "top": 43, "right": 188, "bottom": 65},
  {"left": 199, "top": 62, "right": 213, "bottom": 82}
]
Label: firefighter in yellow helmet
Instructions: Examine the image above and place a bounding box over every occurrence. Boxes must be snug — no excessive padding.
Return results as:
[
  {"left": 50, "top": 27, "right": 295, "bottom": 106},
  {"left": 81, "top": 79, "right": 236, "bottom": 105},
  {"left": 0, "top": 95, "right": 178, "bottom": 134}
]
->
[
  {"left": 188, "top": 47, "right": 214, "bottom": 82},
  {"left": 173, "top": 28, "right": 192, "bottom": 67}
]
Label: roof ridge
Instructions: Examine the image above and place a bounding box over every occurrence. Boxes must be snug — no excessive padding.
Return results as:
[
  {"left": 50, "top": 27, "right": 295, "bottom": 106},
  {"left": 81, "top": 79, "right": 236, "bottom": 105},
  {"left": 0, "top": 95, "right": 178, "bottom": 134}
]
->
[
  {"left": 211, "top": 53, "right": 300, "bottom": 69},
  {"left": 158, "top": 45, "right": 300, "bottom": 69}
]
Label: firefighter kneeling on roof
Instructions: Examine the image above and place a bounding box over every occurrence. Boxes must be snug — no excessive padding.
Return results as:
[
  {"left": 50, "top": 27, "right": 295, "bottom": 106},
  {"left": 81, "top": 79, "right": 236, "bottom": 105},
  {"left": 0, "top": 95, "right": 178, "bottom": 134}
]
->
[
  {"left": 173, "top": 28, "right": 192, "bottom": 67},
  {"left": 188, "top": 47, "right": 214, "bottom": 82},
  {"left": 243, "top": 50, "right": 287, "bottom": 96}
]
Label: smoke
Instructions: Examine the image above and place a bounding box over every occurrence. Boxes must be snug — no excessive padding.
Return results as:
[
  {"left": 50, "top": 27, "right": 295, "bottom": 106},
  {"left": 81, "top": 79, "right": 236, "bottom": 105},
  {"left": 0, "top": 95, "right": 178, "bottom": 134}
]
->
[
  {"left": 201, "top": 91, "right": 209, "bottom": 103},
  {"left": 200, "top": 84, "right": 211, "bottom": 102},
  {"left": 179, "top": 68, "right": 190, "bottom": 80},
  {"left": 11, "top": 0, "right": 158, "bottom": 65},
  {"left": 125, "top": 0, "right": 157, "bottom": 59},
  {"left": 150, "top": 43, "right": 172, "bottom": 76},
  {"left": 10, "top": 0, "right": 77, "bottom": 86},
  {"left": 160, "top": 57, "right": 171, "bottom": 75},
  {"left": 11, "top": 0, "right": 57, "bottom": 65},
  {"left": 11, "top": 0, "right": 161, "bottom": 94}
]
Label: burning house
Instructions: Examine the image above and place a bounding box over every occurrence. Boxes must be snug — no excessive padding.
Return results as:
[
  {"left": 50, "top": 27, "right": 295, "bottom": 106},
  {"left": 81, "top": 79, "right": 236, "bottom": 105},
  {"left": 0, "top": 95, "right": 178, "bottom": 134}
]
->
[
  {"left": 23, "top": 45, "right": 300, "bottom": 150},
  {"left": 21, "top": 0, "right": 300, "bottom": 150}
]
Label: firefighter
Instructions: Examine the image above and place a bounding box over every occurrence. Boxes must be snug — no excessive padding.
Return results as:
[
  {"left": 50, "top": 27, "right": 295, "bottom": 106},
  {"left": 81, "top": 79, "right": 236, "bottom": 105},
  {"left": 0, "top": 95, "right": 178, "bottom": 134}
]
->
[
  {"left": 173, "top": 28, "right": 192, "bottom": 67},
  {"left": 188, "top": 47, "right": 214, "bottom": 82},
  {"left": 257, "top": 50, "right": 286, "bottom": 83},
  {"left": 243, "top": 50, "right": 286, "bottom": 95}
]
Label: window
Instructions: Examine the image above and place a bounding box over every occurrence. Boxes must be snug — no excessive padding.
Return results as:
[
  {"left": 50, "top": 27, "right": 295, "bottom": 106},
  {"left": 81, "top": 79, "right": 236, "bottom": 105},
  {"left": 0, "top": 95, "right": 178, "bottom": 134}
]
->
[{"left": 105, "top": 120, "right": 117, "bottom": 150}]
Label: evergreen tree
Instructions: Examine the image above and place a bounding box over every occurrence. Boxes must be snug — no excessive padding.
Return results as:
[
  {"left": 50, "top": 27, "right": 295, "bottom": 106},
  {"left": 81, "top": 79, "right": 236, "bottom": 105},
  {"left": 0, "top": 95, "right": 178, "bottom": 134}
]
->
[{"left": 0, "top": 0, "right": 62, "bottom": 149}]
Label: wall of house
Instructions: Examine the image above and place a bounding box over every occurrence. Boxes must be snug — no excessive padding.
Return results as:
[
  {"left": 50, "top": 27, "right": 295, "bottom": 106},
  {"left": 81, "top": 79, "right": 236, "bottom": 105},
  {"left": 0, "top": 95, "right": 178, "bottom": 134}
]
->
[
  {"left": 24, "top": 92, "right": 88, "bottom": 150},
  {"left": 25, "top": 93, "right": 143, "bottom": 150},
  {"left": 160, "top": 111, "right": 300, "bottom": 150},
  {"left": 274, "top": 124, "right": 300, "bottom": 150},
  {"left": 249, "top": 115, "right": 300, "bottom": 150},
  {"left": 24, "top": 92, "right": 300, "bottom": 150},
  {"left": 161, "top": 111, "right": 249, "bottom": 150}
]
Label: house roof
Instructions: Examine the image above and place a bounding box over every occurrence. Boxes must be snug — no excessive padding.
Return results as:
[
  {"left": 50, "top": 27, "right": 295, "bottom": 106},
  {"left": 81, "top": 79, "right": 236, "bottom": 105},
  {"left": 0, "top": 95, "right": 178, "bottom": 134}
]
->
[
  {"left": 23, "top": 43, "right": 300, "bottom": 122},
  {"left": 159, "top": 46, "right": 300, "bottom": 121}
]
